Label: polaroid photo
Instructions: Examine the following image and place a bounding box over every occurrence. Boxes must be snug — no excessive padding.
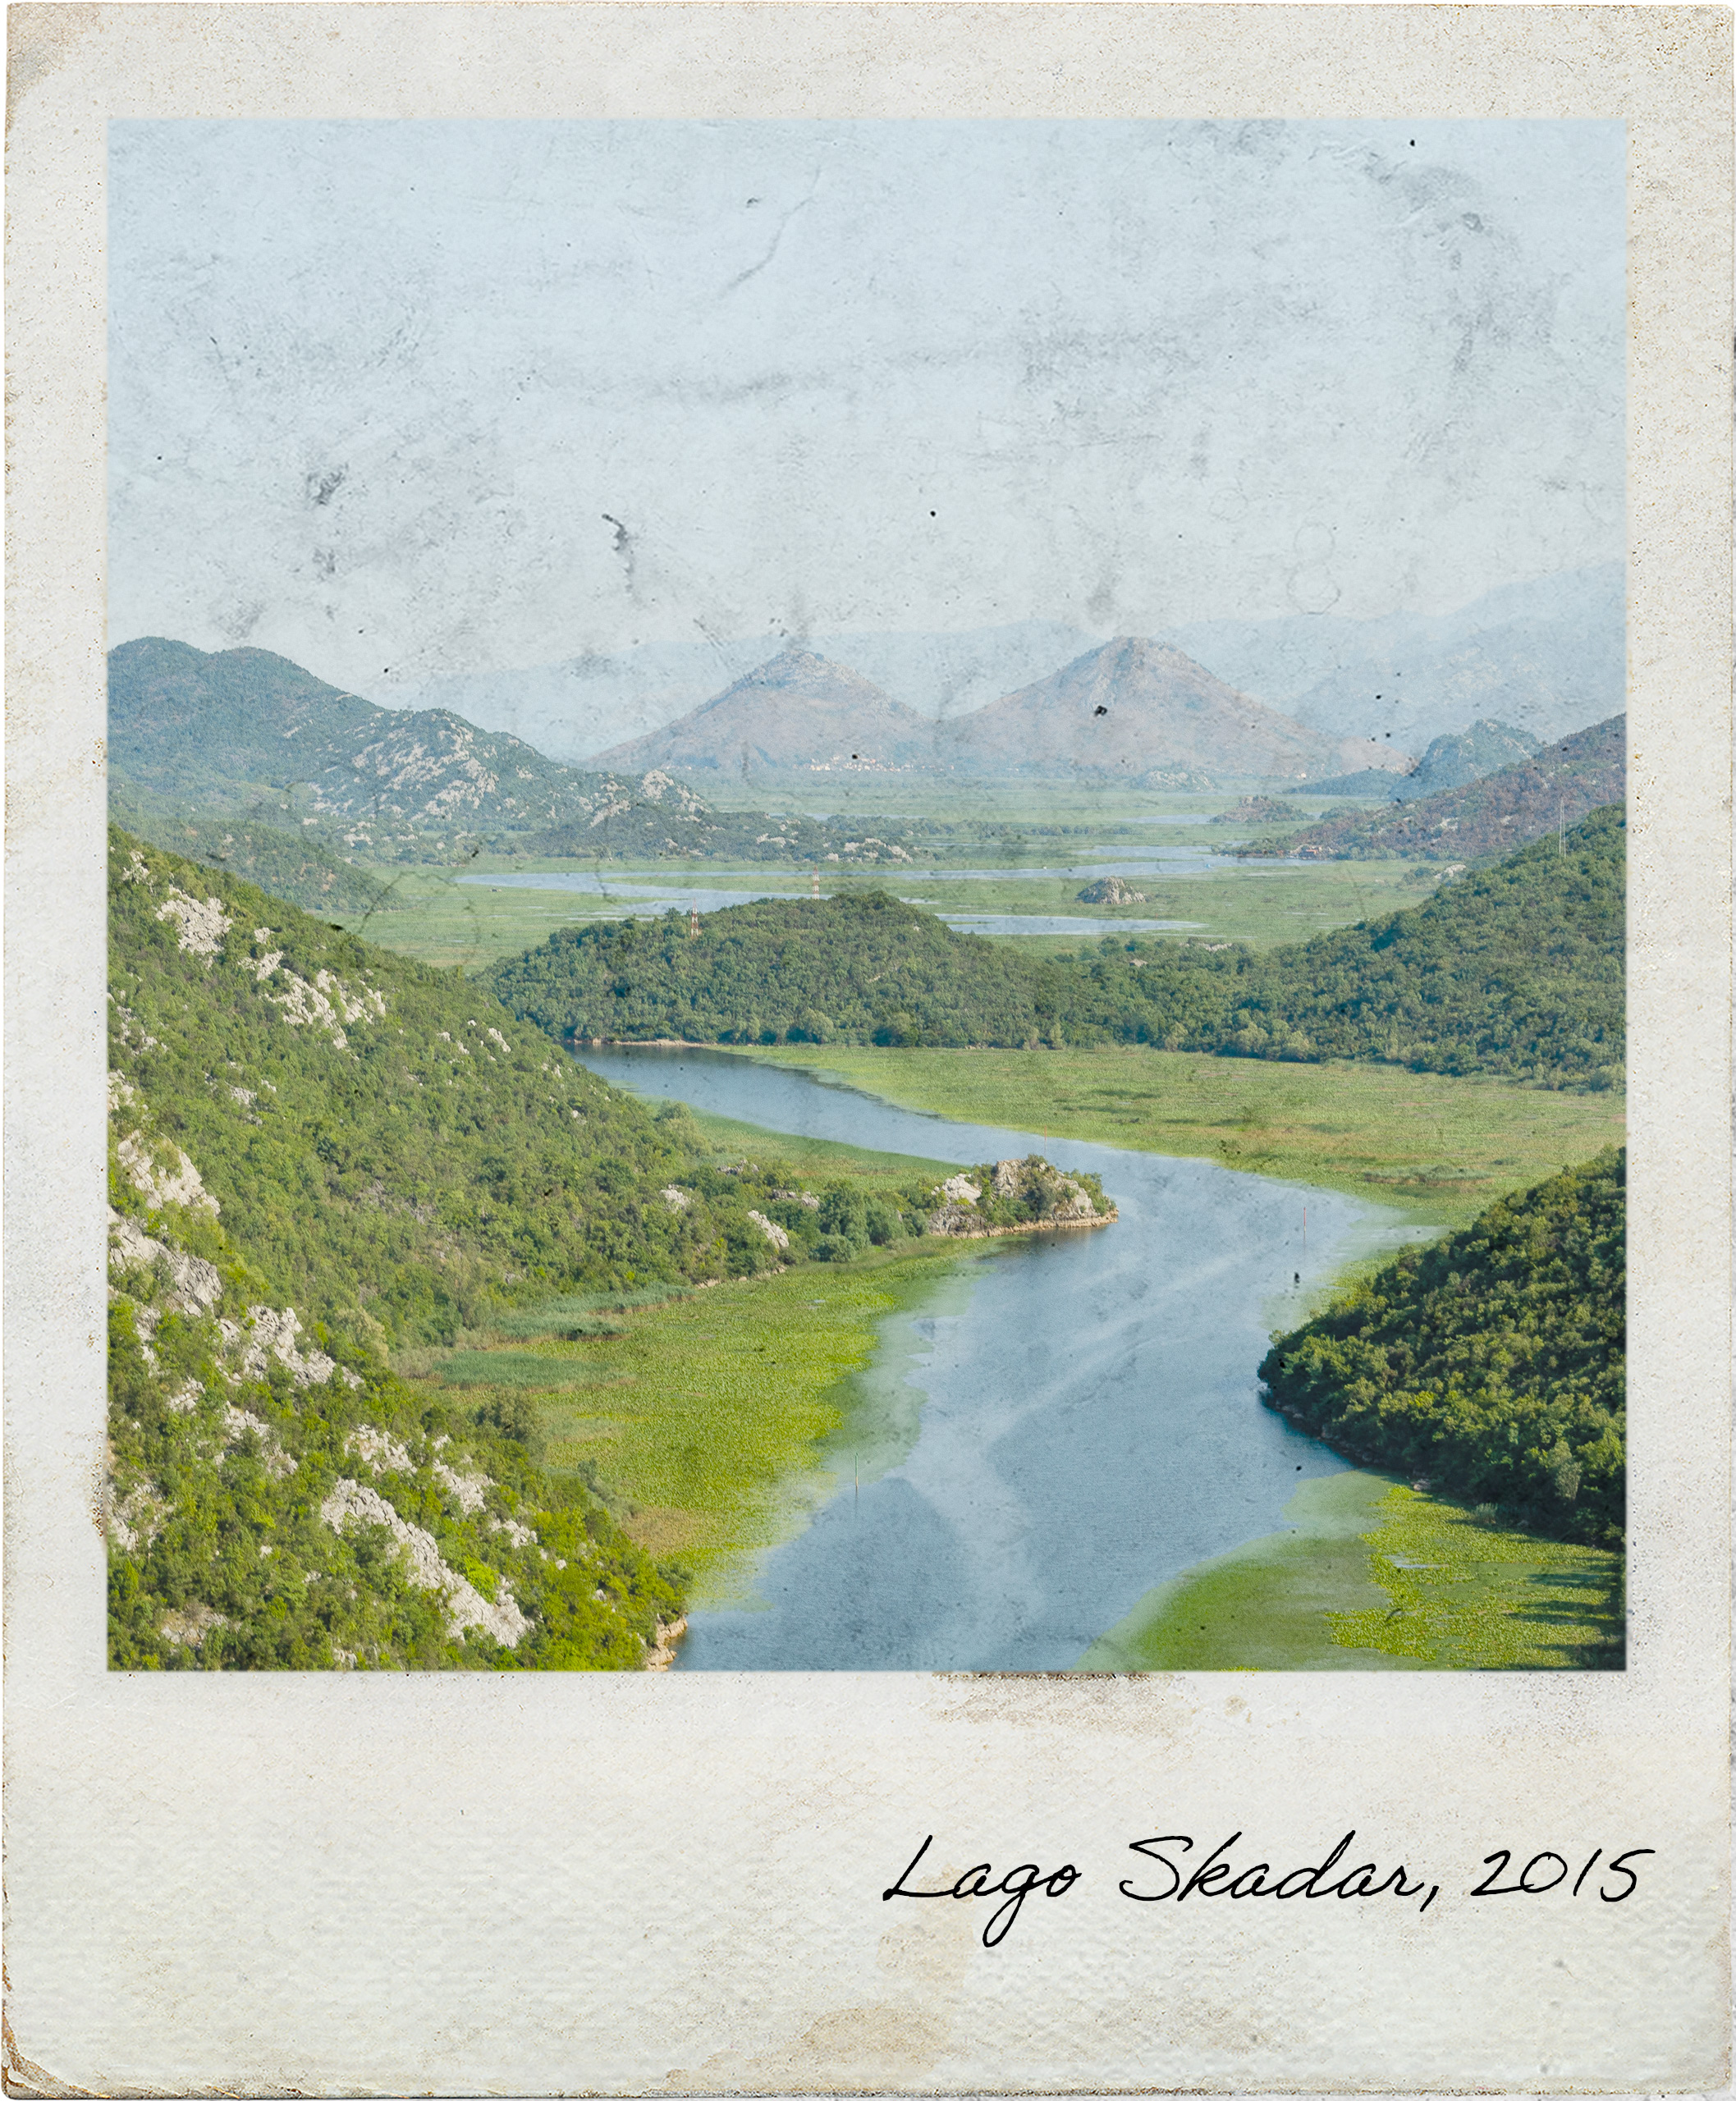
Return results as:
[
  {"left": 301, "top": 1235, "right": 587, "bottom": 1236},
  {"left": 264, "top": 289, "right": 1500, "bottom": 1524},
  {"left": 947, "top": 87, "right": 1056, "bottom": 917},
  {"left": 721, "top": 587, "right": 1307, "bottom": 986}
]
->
[{"left": 5, "top": 6, "right": 1730, "bottom": 2093}]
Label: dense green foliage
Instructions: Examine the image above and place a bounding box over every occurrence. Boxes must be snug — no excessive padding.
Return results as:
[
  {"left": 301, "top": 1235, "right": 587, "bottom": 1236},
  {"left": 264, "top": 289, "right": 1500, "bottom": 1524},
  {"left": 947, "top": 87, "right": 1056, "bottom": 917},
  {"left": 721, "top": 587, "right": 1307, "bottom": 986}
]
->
[
  {"left": 1238, "top": 716, "right": 1624, "bottom": 862},
  {"left": 111, "top": 786, "right": 394, "bottom": 914},
  {"left": 110, "top": 831, "right": 750, "bottom": 1358},
  {"left": 491, "top": 890, "right": 1053, "bottom": 1050},
  {"left": 489, "top": 806, "right": 1624, "bottom": 1084},
  {"left": 1174, "top": 806, "right": 1624, "bottom": 1082},
  {"left": 111, "top": 828, "right": 1052, "bottom": 1670},
  {"left": 1259, "top": 1151, "right": 1625, "bottom": 1545},
  {"left": 105, "top": 1251, "right": 680, "bottom": 1672}
]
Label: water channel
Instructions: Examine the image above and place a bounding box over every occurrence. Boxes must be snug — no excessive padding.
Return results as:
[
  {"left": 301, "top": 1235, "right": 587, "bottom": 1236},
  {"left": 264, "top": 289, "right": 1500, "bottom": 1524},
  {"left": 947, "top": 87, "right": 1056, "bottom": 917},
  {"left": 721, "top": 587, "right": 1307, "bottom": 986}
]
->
[{"left": 577, "top": 1047, "right": 1415, "bottom": 1672}]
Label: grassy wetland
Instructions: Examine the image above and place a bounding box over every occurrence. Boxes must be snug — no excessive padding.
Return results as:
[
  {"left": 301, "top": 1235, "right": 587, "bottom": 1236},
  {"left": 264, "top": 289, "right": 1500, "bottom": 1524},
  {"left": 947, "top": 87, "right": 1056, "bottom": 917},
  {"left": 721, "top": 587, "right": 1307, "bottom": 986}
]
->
[
  {"left": 326, "top": 784, "right": 1427, "bottom": 971},
  {"left": 401, "top": 1232, "right": 992, "bottom": 1594},
  {"left": 393, "top": 1115, "right": 985, "bottom": 1595},
  {"left": 736, "top": 1044, "right": 1625, "bottom": 1231},
  {"left": 1079, "top": 1473, "right": 1624, "bottom": 1673}
]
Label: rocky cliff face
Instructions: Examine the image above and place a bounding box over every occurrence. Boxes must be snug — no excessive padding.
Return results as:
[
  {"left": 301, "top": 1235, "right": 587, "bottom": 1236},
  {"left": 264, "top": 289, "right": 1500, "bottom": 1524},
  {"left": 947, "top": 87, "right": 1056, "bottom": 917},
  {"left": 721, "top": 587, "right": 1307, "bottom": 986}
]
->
[{"left": 104, "top": 1101, "right": 557, "bottom": 1663}]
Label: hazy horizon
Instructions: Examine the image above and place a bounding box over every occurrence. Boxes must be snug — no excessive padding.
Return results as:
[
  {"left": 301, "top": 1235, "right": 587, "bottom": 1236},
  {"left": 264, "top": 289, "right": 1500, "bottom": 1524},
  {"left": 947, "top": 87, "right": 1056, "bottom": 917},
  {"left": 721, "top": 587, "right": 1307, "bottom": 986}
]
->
[
  {"left": 108, "top": 555, "right": 1620, "bottom": 708},
  {"left": 110, "top": 121, "right": 1624, "bottom": 703}
]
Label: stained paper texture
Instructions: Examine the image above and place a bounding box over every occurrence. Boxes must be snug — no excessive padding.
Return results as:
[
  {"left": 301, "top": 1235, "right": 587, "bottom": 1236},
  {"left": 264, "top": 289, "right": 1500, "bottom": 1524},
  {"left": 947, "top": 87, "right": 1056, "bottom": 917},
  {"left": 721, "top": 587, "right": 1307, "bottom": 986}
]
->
[{"left": 4, "top": 7, "right": 1730, "bottom": 2094}]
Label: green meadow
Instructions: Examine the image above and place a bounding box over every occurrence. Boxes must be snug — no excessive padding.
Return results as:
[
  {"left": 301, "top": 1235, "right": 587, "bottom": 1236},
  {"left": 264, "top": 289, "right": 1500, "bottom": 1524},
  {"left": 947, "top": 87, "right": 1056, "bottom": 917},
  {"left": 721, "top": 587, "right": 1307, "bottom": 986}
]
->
[
  {"left": 1079, "top": 1473, "right": 1624, "bottom": 1672},
  {"left": 737, "top": 1044, "right": 1625, "bottom": 1229}
]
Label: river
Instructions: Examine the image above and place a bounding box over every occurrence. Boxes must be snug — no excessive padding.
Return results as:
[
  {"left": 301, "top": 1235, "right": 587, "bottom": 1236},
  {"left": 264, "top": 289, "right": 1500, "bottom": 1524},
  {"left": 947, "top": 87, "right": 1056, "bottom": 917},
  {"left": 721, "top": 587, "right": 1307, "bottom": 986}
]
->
[{"left": 577, "top": 1048, "right": 1413, "bottom": 1672}]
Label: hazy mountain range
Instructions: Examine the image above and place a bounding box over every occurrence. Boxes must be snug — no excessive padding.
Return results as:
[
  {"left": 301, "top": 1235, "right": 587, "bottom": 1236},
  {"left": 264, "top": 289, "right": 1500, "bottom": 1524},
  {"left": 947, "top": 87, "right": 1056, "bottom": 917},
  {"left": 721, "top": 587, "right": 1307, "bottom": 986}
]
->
[
  {"left": 1234, "top": 716, "right": 1627, "bottom": 864},
  {"left": 1164, "top": 562, "right": 1624, "bottom": 748},
  {"left": 107, "top": 639, "right": 924, "bottom": 867},
  {"left": 399, "top": 565, "right": 1623, "bottom": 767},
  {"left": 412, "top": 620, "right": 1099, "bottom": 767},
  {"left": 591, "top": 638, "right": 1387, "bottom": 787},
  {"left": 110, "top": 563, "right": 1623, "bottom": 819}
]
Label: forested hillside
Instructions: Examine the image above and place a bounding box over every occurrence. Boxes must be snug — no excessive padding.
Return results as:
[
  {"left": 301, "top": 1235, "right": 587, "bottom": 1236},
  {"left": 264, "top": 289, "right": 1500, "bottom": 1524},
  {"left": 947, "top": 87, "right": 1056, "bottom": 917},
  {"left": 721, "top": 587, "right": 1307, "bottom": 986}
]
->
[
  {"left": 110, "top": 789, "right": 395, "bottom": 914},
  {"left": 1183, "top": 805, "right": 1624, "bottom": 1080},
  {"left": 113, "top": 829, "right": 1050, "bottom": 1671},
  {"left": 489, "top": 807, "right": 1624, "bottom": 1084},
  {"left": 1259, "top": 1151, "right": 1625, "bottom": 1545},
  {"left": 108, "top": 831, "right": 745, "bottom": 1357},
  {"left": 491, "top": 890, "right": 1054, "bottom": 1050}
]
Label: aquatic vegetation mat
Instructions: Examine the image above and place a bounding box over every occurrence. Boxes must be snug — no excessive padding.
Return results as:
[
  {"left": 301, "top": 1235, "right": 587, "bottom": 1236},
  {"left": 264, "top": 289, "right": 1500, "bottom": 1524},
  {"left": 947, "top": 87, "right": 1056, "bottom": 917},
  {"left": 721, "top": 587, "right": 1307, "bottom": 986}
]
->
[{"left": 1079, "top": 1472, "right": 1622, "bottom": 1673}]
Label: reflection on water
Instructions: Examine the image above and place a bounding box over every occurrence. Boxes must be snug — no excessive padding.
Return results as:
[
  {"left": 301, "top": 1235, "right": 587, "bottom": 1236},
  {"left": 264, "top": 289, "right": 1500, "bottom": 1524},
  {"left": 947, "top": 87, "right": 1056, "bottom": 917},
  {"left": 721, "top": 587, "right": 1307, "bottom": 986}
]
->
[
  {"left": 576, "top": 1048, "right": 1418, "bottom": 1672},
  {"left": 935, "top": 914, "right": 1204, "bottom": 937}
]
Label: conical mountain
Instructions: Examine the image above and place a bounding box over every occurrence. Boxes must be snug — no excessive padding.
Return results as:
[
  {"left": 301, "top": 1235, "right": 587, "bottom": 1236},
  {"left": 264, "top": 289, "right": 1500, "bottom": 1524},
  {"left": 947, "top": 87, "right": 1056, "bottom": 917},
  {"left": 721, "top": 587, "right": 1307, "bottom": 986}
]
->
[
  {"left": 939, "top": 638, "right": 1344, "bottom": 783},
  {"left": 591, "top": 648, "right": 933, "bottom": 776}
]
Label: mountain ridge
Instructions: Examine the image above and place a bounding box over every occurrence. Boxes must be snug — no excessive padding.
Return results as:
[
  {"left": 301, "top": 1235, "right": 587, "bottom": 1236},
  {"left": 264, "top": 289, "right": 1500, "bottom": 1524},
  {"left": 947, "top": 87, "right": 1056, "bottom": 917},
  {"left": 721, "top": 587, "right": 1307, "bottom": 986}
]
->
[
  {"left": 389, "top": 565, "right": 1619, "bottom": 764},
  {"left": 1234, "top": 716, "right": 1626, "bottom": 863},
  {"left": 108, "top": 639, "right": 925, "bottom": 869},
  {"left": 592, "top": 636, "right": 1384, "bottom": 787}
]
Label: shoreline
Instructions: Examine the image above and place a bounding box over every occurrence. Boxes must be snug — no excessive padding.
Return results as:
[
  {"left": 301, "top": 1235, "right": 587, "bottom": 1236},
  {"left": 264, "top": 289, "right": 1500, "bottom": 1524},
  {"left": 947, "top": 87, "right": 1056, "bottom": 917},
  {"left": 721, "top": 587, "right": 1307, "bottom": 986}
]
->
[{"left": 926, "top": 1211, "right": 1115, "bottom": 1241}]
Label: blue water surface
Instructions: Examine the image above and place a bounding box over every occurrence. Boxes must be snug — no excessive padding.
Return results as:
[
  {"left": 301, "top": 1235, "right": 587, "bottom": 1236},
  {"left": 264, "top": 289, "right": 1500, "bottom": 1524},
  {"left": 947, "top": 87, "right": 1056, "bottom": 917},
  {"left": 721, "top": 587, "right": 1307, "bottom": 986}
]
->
[{"left": 576, "top": 1048, "right": 1413, "bottom": 1671}]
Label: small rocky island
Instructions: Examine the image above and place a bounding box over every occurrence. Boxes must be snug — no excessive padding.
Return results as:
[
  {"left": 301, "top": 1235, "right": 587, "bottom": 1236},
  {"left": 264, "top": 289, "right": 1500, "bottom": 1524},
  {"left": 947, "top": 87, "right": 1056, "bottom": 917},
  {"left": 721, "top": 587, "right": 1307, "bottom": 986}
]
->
[
  {"left": 1075, "top": 875, "right": 1147, "bottom": 905},
  {"left": 1210, "top": 796, "right": 1303, "bottom": 826},
  {"left": 923, "top": 1155, "right": 1115, "bottom": 1238}
]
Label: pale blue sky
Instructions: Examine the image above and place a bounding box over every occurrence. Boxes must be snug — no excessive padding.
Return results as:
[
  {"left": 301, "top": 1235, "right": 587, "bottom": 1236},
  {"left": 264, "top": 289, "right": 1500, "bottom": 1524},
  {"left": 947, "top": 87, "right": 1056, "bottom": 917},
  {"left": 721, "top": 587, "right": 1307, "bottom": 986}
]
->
[{"left": 108, "top": 119, "right": 1624, "bottom": 697}]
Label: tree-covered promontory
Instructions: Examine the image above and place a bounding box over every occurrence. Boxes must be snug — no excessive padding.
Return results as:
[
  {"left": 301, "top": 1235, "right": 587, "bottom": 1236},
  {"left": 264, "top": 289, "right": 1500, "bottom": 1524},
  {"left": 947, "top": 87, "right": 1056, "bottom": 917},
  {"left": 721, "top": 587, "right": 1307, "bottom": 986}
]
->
[{"left": 1259, "top": 1150, "right": 1625, "bottom": 1545}]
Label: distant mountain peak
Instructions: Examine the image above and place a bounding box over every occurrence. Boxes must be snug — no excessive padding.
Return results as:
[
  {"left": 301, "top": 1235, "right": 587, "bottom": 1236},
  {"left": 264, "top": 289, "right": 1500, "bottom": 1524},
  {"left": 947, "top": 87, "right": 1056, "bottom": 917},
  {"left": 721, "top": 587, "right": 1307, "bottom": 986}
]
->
[
  {"left": 940, "top": 635, "right": 1344, "bottom": 782},
  {"left": 593, "top": 646, "right": 932, "bottom": 776}
]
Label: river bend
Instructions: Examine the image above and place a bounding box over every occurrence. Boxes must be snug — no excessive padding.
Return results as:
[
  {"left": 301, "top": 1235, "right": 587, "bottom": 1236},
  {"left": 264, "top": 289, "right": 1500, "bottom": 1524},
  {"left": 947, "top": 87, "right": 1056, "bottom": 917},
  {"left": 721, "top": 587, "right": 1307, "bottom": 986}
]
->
[{"left": 577, "top": 1048, "right": 1407, "bottom": 1672}]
